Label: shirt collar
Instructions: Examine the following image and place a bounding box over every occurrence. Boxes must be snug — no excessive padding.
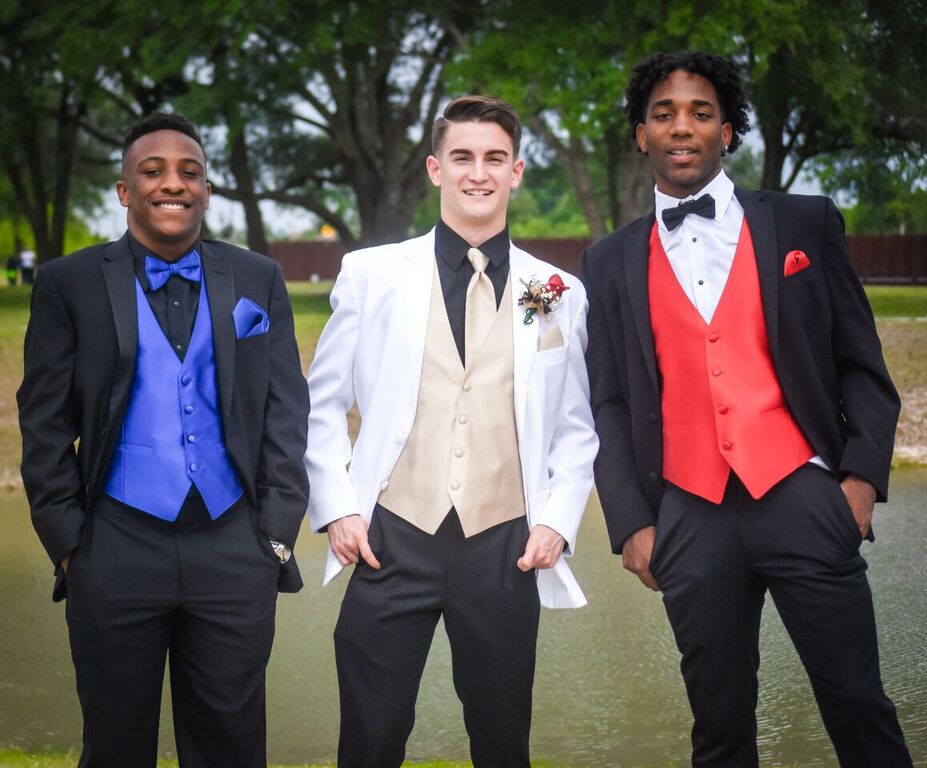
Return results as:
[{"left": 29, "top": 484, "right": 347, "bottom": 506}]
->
[
  {"left": 435, "top": 219, "right": 510, "bottom": 272},
  {"left": 654, "top": 169, "right": 735, "bottom": 233}
]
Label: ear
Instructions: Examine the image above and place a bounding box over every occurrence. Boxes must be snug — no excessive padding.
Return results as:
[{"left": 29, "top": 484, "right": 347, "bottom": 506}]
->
[
  {"left": 635, "top": 123, "right": 648, "bottom": 154},
  {"left": 425, "top": 155, "right": 441, "bottom": 188},
  {"left": 115, "top": 180, "right": 130, "bottom": 208},
  {"left": 205, "top": 180, "right": 212, "bottom": 209},
  {"left": 510, "top": 157, "right": 525, "bottom": 189},
  {"left": 721, "top": 122, "right": 733, "bottom": 151}
]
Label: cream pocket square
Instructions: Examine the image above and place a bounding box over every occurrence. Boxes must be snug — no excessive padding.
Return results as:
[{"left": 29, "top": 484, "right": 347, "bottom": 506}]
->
[{"left": 537, "top": 325, "right": 564, "bottom": 351}]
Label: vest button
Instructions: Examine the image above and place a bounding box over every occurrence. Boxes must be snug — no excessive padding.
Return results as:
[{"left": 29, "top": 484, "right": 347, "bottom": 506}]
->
[
  {"left": 451, "top": 481, "right": 461, "bottom": 490},
  {"left": 454, "top": 448, "right": 464, "bottom": 458},
  {"left": 463, "top": 383, "right": 472, "bottom": 392},
  {"left": 648, "top": 412, "right": 658, "bottom": 424},
  {"left": 190, "top": 463, "right": 199, "bottom": 472},
  {"left": 380, "top": 480, "right": 389, "bottom": 491},
  {"left": 181, "top": 375, "right": 191, "bottom": 385},
  {"left": 718, "top": 405, "right": 729, "bottom": 414},
  {"left": 712, "top": 368, "right": 722, "bottom": 376},
  {"left": 458, "top": 415, "right": 468, "bottom": 424},
  {"left": 721, "top": 441, "right": 733, "bottom": 450},
  {"left": 708, "top": 333, "right": 719, "bottom": 342},
  {"left": 187, "top": 434, "right": 196, "bottom": 443},
  {"left": 185, "top": 404, "right": 194, "bottom": 414}
]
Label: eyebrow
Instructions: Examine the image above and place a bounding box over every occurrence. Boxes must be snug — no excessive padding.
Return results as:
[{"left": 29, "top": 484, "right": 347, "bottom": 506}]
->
[
  {"left": 650, "top": 98, "right": 716, "bottom": 110},
  {"left": 136, "top": 155, "right": 205, "bottom": 169},
  {"left": 448, "top": 148, "right": 510, "bottom": 157}
]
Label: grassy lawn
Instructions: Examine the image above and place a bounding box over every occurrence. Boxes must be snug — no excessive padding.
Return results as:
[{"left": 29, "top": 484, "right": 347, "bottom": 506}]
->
[{"left": 863, "top": 284, "right": 927, "bottom": 317}]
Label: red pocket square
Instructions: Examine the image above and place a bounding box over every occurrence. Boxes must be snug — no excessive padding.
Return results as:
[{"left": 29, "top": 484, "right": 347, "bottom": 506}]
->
[{"left": 784, "top": 250, "right": 811, "bottom": 277}]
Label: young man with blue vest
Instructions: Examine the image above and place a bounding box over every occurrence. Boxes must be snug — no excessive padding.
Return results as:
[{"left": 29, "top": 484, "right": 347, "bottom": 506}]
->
[
  {"left": 305, "top": 95, "right": 598, "bottom": 767},
  {"left": 17, "top": 112, "right": 310, "bottom": 767},
  {"left": 581, "top": 53, "right": 912, "bottom": 766}
]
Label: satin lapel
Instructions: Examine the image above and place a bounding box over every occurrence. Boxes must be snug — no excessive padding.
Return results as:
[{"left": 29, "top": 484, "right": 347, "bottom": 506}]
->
[
  {"left": 738, "top": 188, "right": 780, "bottom": 360},
  {"left": 202, "top": 243, "right": 237, "bottom": 424},
  {"left": 402, "top": 231, "right": 437, "bottom": 412},
  {"left": 100, "top": 234, "right": 138, "bottom": 423},
  {"left": 509, "top": 246, "right": 537, "bottom": 434},
  {"left": 625, "top": 214, "right": 658, "bottom": 390}
]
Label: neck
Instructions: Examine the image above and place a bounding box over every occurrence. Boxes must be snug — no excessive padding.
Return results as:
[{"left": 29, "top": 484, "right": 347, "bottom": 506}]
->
[
  {"left": 442, "top": 216, "right": 506, "bottom": 248},
  {"left": 131, "top": 232, "right": 197, "bottom": 262}
]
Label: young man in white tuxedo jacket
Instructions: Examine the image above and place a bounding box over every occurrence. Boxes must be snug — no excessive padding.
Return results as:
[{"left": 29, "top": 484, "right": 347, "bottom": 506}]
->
[{"left": 305, "top": 95, "right": 598, "bottom": 767}]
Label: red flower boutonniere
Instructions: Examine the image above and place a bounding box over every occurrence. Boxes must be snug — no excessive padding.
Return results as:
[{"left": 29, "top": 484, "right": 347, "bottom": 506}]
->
[{"left": 518, "top": 274, "right": 570, "bottom": 325}]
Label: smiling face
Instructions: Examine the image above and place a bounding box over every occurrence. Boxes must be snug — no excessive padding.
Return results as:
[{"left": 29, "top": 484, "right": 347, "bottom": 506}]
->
[
  {"left": 635, "top": 69, "right": 733, "bottom": 199},
  {"left": 116, "top": 129, "right": 210, "bottom": 260},
  {"left": 426, "top": 120, "right": 524, "bottom": 244}
]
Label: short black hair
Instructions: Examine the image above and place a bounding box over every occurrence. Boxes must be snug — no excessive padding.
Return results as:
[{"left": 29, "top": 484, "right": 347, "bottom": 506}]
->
[
  {"left": 432, "top": 95, "right": 522, "bottom": 157},
  {"left": 625, "top": 52, "right": 750, "bottom": 153},
  {"left": 122, "top": 112, "right": 204, "bottom": 158}
]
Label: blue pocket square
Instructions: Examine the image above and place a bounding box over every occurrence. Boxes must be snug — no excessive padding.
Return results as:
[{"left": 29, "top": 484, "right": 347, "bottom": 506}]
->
[{"left": 232, "top": 297, "right": 270, "bottom": 339}]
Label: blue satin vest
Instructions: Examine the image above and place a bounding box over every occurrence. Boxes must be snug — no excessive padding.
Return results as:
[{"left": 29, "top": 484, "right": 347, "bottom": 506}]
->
[{"left": 102, "top": 278, "right": 243, "bottom": 521}]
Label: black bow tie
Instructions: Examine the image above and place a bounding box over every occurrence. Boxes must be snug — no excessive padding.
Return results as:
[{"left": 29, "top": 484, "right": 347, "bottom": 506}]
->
[{"left": 661, "top": 194, "right": 716, "bottom": 231}]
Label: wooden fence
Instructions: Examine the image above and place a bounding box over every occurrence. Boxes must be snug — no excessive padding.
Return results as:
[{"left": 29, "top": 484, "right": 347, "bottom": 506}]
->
[{"left": 269, "top": 233, "right": 927, "bottom": 284}]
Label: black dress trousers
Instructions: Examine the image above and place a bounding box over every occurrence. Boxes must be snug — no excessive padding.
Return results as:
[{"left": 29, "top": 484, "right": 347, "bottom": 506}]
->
[
  {"left": 334, "top": 505, "right": 540, "bottom": 768},
  {"left": 650, "top": 465, "right": 912, "bottom": 768},
  {"left": 66, "top": 497, "right": 280, "bottom": 768}
]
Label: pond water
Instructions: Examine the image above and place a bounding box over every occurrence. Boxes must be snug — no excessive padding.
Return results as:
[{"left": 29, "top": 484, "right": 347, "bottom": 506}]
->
[{"left": 1, "top": 470, "right": 925, "bottom": 767}]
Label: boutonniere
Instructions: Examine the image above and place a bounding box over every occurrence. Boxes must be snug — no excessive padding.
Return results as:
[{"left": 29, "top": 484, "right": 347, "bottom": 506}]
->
[{"left": 517, "top": 274, "right": 570, "bottom": 325}]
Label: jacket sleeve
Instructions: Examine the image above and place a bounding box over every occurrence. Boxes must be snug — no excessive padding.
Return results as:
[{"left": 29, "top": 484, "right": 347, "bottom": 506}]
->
[
  {"left": 17, "top": 265, "right": 86, "bottom": 566},
  {"left": 255, "top": 263, "right": 311, "bottom": 547},
  {"left": 304, "top": 253, "right": 364, "bottom": 532},
  {"left": 820, "top": 199, "right": 900, "bottom": 500},
  {"left": 581, "top": 247, "right": 658, "bottom": 554}
]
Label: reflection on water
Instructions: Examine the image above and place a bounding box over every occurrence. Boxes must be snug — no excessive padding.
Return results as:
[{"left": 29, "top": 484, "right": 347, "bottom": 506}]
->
[{"left": 1, "top": 470, "right": 925, "bottom": 767}]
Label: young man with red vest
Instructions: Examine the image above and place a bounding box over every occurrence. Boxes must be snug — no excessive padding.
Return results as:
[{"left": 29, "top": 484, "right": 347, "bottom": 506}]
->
[{"left": 581, "top": 52, "right": 911, "bottom": 767}]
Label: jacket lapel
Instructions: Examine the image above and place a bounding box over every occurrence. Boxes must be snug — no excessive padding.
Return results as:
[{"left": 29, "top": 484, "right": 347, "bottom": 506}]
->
[
  {"left": 625, "top": 214, "right": 659, "bottom": 391},
  {"left": 201, "top": 242, "right": 237, "bottom": 424},
  {"left": 402, "top": 230, "right": 437, "bottom": 411},
  {"left": 508, "top": 245, "right": 537, "bottom": 433},
  {"left": 100, "top": 234, "right": 138, "bottom": 426},
  {"left": 737, "top": 188, "right": 780, "bottom": 360}
]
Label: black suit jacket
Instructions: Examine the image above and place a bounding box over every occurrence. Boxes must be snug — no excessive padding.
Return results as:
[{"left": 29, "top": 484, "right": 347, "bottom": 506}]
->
[
  {"left": 17, "top": 234, "right": 310, "bottom": 598},
  {"left": 580, "top": 189, "right": 900, "bottom": 555}
]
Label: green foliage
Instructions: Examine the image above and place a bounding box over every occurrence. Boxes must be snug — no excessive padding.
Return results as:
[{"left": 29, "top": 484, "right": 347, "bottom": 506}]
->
[{"left": 864, "top": 286, "right": 927, "bottom": 318}]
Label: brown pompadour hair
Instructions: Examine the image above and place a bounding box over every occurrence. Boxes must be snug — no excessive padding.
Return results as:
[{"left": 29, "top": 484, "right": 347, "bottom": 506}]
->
[{"left": 431, "top": 95, "right": 522, "bottom": 157}]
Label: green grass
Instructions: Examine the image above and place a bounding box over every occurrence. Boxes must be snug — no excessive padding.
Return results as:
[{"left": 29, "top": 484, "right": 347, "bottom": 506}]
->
[
  {"left": 864, "top": 284, "right": 927, "bottom": 317},
  {"left": 0, "top": 753, "right": 568, "bottom": 768}
]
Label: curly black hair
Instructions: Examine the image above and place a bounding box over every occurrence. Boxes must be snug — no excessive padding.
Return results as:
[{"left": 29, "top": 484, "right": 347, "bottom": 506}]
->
[
  {"left": 122, "top": 111, "right": 204, "bottom": 158},
  {"left": 625, "top": 52, "right": 751, "bottom": 153}
]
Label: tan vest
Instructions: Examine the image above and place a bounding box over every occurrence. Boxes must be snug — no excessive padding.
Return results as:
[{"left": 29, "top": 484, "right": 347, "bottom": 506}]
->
[{"left": 379, "top": 263, "right": 526, "bottom": 535}]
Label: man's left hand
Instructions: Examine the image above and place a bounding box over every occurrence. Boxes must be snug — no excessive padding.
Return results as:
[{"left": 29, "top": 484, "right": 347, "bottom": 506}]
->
[
  {"left": 841, "top": 473, "right": 877, "bottom": 539},
  {"left": 517, "top": 525, "right": 565, "bottom": 572}
]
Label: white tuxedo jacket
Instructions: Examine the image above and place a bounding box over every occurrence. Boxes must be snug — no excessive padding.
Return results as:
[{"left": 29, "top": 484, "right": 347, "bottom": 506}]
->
[{"left": 305, "top": 230, "right": 598, "bottom": 608}]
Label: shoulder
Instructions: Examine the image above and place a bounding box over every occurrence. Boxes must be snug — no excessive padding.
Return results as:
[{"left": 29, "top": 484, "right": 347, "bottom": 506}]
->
[
  {"left": 582, "top": 213, "right": 654, "bottom": 272},
  {"left": 512, "top": 246, "right": 587, "bottom": 305},
  {"left": 737, "top": 188, "right": 837, "bottom": 223},
  {"left": 201, "top": 239, "right": 278, "bottom": 271},
  {"left": 341, "top": 230, "right": 434, "bottom": 275},
  {"left": 39, "top": 239, "right": 122, "bottom": 285}
]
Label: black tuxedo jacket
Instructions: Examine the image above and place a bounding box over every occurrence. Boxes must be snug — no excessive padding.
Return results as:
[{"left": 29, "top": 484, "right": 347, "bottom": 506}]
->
[
  {"left": 580, "top": 189, "right": 900, "bottom": 555},
  {"left": 17, "top": 234, "right": 310, "bottom": 598}
]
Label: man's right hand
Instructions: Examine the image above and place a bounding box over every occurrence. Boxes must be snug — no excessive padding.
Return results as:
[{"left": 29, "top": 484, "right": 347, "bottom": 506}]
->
[
  {"left": 622, "top": 525, "right": 659, "bottom": 591},
  {"left": 327, "top": 514, "right": 381, "bottom": 569},
  {"left": 61, "top": 555, "right": 69, "bottom": 574}
]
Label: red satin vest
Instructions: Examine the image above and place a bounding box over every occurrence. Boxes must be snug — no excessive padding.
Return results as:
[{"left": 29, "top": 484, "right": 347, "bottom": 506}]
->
[{"left": 648, "top": 220, "right": 814, "bottom": 502}]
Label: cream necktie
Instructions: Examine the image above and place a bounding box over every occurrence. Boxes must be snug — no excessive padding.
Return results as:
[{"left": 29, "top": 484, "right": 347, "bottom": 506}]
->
[{"left": 465, "top": 247, "right": 495, "bottom": 366}]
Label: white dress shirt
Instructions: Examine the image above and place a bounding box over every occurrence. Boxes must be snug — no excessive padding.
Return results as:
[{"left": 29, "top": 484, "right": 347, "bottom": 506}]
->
[{"left": 655, "top": 169, "right": 742, "bottom": 324}]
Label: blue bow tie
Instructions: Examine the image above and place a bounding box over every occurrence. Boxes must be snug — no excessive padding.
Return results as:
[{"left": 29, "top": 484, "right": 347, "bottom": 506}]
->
[{"left": 145, "top": 250, "right": 201, "bottom": 292}]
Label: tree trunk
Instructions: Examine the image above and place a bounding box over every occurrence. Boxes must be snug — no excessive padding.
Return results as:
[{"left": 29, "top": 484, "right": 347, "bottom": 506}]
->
[{"left": 228, "top": 128, "right": 268, "bottom": 255}]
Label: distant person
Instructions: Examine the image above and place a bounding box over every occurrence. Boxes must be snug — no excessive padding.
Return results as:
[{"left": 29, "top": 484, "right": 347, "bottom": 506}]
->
[
  {"left": 6, "top": 254, "right": 19, "bottom": 286},
  {"left": 17, "top": 112, "right": 310, "bottom": 767},
  {"left": 305, "top": 95, "right": 597, "bottom": 767},
  {"left": 581, "top": 52, "right": 911, "bottom": 767},
  {"left": 18, "top": 248, "right": 34, "bottom": 284}
]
